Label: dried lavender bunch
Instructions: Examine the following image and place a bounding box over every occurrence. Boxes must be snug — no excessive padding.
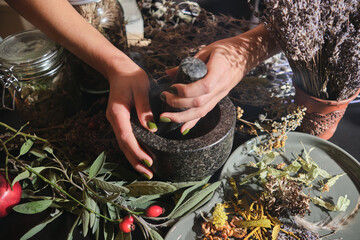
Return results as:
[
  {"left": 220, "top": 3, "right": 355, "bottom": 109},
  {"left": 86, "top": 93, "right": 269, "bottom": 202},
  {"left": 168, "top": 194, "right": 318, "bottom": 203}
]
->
[{"left": 262, "top": 0, "right": 360, "bottom": 100}]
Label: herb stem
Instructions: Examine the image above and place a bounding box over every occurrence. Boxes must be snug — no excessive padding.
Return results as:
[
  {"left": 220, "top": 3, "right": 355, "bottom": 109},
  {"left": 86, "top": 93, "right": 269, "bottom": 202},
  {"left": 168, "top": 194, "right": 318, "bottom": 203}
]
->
[
  {"left": 0, "top": 122, "right": 48, "bottom": 142},
  {"left": 23, "top": 165, "right": 115, "bottom": 222}
]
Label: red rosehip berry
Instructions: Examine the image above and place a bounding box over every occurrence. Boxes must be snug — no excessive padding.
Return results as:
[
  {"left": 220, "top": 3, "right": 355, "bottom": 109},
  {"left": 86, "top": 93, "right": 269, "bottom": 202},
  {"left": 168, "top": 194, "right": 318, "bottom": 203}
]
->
[
  {"left": 0, "top": 173, "right": 22, "bottom": 218},
  {"left": 146, "top": 205, "right": 164, "bottom": 217},
  {"left": 123, "top": 215, "right": 134, "bottom": 224},
  {"left": 118, "top": 220, "right": 135, "bottom": 233}
]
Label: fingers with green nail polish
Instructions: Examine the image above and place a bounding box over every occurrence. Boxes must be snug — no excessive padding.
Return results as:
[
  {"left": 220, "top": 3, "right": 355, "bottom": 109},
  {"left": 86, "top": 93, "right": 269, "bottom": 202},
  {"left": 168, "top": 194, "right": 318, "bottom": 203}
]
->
[
  {"left": 147, "top": 121, "right": 158, "bottom": 130},
  {"left": 182, "top": 128, "right": 190, "bottom": 135},
  {"left": 159, "top": 93, "right": 166, "bottom": 102},
  {"left": 143, "top": 173, "right": 152, "bottom": 180},
  {"left": 159, "top": 116, "right": 171, "bottom": 123},
  {"left": 142, "top": 159, "right": 152, "bottom": 167},
  {"left": 169, "top": 86, "right": 178, "bottom": 94}
]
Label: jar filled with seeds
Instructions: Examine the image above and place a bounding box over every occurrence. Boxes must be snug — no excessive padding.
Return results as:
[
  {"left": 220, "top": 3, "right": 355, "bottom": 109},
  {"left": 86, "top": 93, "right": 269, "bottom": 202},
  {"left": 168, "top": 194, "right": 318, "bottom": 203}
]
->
[
  {"left": 0, "top": 29, "right": 81, "bottom": 127},
  {"left": 69, "top": 0, "right": 128, "bottom": 93}
]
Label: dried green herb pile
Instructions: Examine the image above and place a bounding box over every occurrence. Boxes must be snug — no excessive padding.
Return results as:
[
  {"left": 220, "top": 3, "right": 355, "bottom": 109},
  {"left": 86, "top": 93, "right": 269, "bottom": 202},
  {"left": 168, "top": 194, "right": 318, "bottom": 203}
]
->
[{"left": 262, "top": 0, "right": 360, "bottom": 100}]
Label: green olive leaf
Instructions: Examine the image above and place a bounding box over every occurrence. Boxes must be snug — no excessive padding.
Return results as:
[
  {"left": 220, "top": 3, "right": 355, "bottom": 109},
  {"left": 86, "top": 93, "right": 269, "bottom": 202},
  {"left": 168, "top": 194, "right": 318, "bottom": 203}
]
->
[
  {"left": 128, "top": 194, "right": 163, "bottom": 209},
  {"left": 167, "top": 176, "right": 210, "bottom": 216},
  {"left": 97, "top": 162, "right": 119, "bottom": 175},
  {"left": 82, "top": 208, "right": 90, "bottom": 237},
  {"left": 169, "top": 181, "right": 221, "bottom": 219},
  {"left": 13, "top": 199, "right": 53, "bottom": 214},
  {"left": 67, "top": 214, "right": 81, "bottom": 240},
  {"left": 115, "top": 231, "right": 132, "bottom": 240},
  {"left": 12, "top": 167, "right": 46, "bottom": 185},
  {"left": 91, "top": 178, "right": 130, "bottom": 194},
  {"left": 42, "top": 144, "right": 54, "bottom": 155},
  {"left": 89, "top": 152, "right": 106, "bottom": 179},
  {"left": 104, "top": 216, "right": 115, "bottom": 240},
  {"left": 20, "top": 210, "right": 63, "bottom": 240},
  {"left": 85, "top": 193, "right": 97, "bottom": 229},
  {"left": 179, "top": 190, "right": 213, "bottom": 217},
  {"left": 107, "top": 202, "right": 119, "bottom": 220},
  {"left": 171, "top": 180, "right": 205, "bottom": 189},
  {"left": 19, "top": 139, "right": 34, "bottom": 156},
  {"left": 149, "top": 229, "right": 164, "bottom": 240},
  {"left": 125, "top": 181, "right": 177, "bottom": 197},
  {"left": 29, "top": 148, "right": 47, "bottom": 159},
  {"left": 92, "top": 203, "right": 101, "bottom": 235}
]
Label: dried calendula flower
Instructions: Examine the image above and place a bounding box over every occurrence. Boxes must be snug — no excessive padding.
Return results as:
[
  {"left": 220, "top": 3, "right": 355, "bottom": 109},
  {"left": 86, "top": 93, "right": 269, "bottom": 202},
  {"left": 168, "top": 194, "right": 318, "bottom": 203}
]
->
[
  {"left": 211, "top": 203, "right": 228, "bottom": 228},
  {"left": 322, "top": 183, "right": 330, "bottom": 192}
]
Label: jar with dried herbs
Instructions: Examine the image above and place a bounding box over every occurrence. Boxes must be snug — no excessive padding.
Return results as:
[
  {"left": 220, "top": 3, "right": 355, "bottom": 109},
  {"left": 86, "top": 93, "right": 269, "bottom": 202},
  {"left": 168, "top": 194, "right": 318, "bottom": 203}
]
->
[
  {"left": 0, "top": 29, "right": 81, "bottom": 128},
  {"left": 69, "top": 0, "right": 128, "bottom": 93}
]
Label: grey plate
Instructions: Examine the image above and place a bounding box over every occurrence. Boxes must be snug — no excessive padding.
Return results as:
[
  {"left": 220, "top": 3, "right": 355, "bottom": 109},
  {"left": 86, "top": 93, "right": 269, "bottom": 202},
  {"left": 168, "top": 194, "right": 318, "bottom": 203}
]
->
[{"left": 165, "top": 132, "right": 360, "bottom": 240}]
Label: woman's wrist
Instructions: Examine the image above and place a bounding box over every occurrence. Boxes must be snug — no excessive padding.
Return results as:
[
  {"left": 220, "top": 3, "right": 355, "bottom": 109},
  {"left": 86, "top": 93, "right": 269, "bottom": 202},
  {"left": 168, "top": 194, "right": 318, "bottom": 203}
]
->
[{"left": 232, "top": 24, "right": 280, "bottom": 73}]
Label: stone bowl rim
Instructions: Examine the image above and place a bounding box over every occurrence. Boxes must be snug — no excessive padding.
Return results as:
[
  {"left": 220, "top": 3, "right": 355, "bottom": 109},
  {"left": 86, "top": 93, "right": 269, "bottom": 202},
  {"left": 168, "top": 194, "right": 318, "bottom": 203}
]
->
[{"left": 131, "top": 96, "right": 236, "bottom": 153}]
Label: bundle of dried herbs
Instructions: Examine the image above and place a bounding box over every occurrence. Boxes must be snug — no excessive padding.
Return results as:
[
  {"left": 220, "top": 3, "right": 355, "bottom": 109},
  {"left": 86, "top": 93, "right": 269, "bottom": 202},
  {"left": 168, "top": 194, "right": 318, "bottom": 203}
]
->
[{"left": 261, "top": 0, "right": 360, "bottom": 100}]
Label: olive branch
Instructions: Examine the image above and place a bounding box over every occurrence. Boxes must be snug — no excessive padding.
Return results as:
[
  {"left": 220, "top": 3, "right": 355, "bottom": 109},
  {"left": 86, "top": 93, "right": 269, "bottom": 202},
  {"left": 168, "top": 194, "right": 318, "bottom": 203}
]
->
[{"left": 0, "top": 121, "right": 220, "bottom": 240}]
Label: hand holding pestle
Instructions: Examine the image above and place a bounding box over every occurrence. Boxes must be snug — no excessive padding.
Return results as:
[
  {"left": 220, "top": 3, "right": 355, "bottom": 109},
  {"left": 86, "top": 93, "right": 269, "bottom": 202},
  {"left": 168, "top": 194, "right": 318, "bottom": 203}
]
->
[{"left": 159, "top": 57, "right": 208, "bottom": 135}]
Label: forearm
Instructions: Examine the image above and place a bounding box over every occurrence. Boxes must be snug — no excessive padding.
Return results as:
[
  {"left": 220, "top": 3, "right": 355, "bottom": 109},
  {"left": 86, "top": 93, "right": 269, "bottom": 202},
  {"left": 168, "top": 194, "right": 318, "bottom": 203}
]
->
[
  {"left": 231, "top": 24, "right": 280, "bottom": 75},
  {"left": 5, "top": 0, "right": 138, "bottom": 80}
]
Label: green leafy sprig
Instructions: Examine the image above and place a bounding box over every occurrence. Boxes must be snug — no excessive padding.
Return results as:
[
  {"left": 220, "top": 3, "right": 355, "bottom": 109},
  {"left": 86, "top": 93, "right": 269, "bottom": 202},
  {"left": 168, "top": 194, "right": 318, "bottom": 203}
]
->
[
  {"left": 239, "top": 145, "right": 349, "bottom": 212},
  {"left": 0, "top": 122, "right": 220, "bottom": 240}
]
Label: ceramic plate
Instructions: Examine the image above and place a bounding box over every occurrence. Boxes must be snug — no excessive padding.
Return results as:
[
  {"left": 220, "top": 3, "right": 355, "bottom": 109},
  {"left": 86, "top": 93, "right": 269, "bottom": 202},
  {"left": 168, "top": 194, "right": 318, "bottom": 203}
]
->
[{"left": 165, "top": 132, "right": 360, "bottom": 240}]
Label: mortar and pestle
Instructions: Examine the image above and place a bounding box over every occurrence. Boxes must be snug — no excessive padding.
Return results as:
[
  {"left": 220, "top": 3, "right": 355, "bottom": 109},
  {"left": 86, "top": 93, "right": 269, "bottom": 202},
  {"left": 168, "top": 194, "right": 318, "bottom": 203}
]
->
[{"left": 131, "top": 57, "right": 236, "bottom": 182}]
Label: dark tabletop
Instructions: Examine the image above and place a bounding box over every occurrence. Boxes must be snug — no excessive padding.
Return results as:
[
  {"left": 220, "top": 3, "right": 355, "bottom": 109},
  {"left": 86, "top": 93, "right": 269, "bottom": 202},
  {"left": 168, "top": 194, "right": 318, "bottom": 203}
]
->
[{"left": 0, "top": 99, "right": 359, "bottom": 240}]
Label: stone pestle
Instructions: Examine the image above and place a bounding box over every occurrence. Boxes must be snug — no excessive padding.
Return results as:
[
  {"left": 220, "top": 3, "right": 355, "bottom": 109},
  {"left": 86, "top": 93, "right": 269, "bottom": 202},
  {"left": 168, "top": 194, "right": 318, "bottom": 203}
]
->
[{"left": 158, "top": 57, "right": 208, "bottom": 136}]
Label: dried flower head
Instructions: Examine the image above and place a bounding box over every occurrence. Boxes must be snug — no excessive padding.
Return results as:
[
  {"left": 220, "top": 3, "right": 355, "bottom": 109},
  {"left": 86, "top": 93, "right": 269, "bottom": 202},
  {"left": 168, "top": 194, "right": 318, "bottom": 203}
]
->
[{"left": 261, "top": 175, "right": 311, "bottom": 217}]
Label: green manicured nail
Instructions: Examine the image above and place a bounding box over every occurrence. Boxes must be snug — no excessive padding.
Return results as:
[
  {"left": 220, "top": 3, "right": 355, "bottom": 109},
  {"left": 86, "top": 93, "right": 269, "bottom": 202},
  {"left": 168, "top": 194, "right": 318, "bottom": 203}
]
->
[
  {"left": 142, "top": 159, "right": 152, "bottom": 167},
  {"left": 147, "top": 121, "right": 158, "bottom": 130},
  {"left": 159, "top": 117, "right": 171, "bottom": 123},
  {"left": 143, "top": 173, "right": 152, "bottom": 180},
  {"left": 159, "top": 93, "right": 166, "bottom": 102},
  {"left": 182, "top": 128, "right": 190, "bottom": 135},
  {"left": 169, "top": 87, "right": 178, "bottom": 94}
]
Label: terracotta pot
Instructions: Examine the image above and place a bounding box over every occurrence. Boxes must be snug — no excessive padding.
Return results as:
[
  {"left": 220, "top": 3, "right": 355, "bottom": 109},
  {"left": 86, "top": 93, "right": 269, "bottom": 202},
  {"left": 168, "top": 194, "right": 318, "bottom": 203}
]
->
[{"left": 294, "top": 86, "right": 360, "bottom": 140}]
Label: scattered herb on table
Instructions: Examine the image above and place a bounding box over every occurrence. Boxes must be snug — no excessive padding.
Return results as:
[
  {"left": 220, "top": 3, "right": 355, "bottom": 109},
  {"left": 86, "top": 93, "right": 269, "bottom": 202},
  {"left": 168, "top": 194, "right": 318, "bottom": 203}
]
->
[{"left": 0, "top": 122, "right": 221, "bottom": 240}]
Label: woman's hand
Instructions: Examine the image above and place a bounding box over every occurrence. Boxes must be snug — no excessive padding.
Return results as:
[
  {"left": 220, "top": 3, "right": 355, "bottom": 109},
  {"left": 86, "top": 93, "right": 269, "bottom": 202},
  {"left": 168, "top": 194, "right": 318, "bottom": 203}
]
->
[
  {"left": 106, "top": 61, "right": 156, "bottom": 179},
  {"left": 5, "top": 0, "right": 159, "bottom": 179},
  {"left": 160, "top": 25, "right": 279, "bottom": 134}
]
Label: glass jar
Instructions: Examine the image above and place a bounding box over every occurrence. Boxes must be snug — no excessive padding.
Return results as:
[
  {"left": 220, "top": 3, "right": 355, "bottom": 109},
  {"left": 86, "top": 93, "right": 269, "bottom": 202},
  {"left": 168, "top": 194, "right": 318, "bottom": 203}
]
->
[
  {"left": 0, "top": 29, "right": 81, "bottom": 128},
  {"left": 69, "top": 0, "right": 128, "bottom": 93}
]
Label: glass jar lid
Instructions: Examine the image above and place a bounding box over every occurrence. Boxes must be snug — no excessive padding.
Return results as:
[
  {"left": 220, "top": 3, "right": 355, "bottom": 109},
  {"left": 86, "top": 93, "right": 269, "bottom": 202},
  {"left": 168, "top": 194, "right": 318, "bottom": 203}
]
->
[
  {"left": 0, "top": 29, "right": 64, "bottom": 81},
  {"left": 0, "top": 29, "right": 59, "bottom": 65}
]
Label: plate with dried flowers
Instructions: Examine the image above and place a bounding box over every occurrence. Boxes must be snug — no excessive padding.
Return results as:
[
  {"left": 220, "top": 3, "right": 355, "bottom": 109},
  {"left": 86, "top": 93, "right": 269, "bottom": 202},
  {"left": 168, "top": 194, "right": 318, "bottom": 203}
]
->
[{"left": 165, "top": 132, "right": 360, "bottom": 240}]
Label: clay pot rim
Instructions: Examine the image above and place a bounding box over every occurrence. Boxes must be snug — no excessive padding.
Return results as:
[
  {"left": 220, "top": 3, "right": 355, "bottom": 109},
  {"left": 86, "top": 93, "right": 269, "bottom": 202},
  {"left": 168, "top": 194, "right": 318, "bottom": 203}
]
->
[
  {"left": 294, "top": 85, "right": 360, "bottom": 106},
  {"left": 131, "top": 96, "right": 236, "bottom": 152}
]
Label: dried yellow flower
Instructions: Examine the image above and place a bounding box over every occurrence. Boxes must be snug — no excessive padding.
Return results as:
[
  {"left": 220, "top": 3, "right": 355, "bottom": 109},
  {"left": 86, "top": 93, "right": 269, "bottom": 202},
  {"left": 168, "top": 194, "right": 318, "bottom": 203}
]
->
[{"left": 211, "top": 203, "right": 228, "bottom": 228}]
